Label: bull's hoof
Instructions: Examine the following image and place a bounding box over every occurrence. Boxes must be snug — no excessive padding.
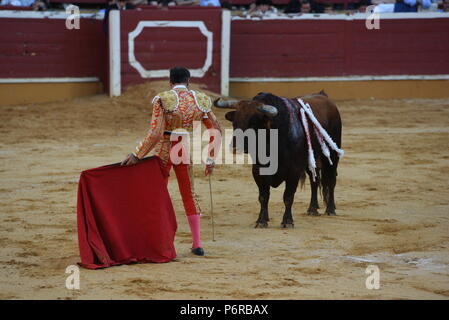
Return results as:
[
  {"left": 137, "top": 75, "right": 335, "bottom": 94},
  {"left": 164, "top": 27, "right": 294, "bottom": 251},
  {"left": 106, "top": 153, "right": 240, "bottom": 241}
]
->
[
  {"left": 255, "top": 222, "right": 268, "bottom": 228},
  {"left": 307, "top": 207, "right": 320, "bottom": 216},
  {"left": 325, "top": 210, "right": 336, "bottom": 216},
  {"left": 281, "top": 223, "right": 294, "bottom": 229}
]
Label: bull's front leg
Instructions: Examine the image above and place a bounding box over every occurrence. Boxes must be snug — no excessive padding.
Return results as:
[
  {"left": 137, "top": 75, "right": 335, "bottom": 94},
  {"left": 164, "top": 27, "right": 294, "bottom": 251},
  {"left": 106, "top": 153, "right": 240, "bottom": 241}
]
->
[
  {"left": 253, "top": 165, "right": 270, "bottom": 228},
  {"left": 281, "top": 178, "right": 299, "bottom": 228},
  {"left": 255, "top": 185, "right": 270, "bottom": 228}
]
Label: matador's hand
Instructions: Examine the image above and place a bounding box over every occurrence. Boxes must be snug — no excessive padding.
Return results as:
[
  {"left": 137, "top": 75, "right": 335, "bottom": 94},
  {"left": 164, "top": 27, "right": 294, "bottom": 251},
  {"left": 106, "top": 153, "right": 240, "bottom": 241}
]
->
[
  {"left": 121, "top": 153, "right": 139, "bottom": 166},
  {"left": 205, "top": 164, "right": 214, "bottom": 176},
  {"left": 205, "top": 158, "right": 215, "bottom": 176}
]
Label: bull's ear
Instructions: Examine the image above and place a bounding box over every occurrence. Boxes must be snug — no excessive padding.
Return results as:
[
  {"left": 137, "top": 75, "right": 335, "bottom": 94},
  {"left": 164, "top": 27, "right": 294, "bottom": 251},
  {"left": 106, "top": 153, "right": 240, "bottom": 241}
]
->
[{"left": 225, "top": 111, "right": 235, "bottom": 122}]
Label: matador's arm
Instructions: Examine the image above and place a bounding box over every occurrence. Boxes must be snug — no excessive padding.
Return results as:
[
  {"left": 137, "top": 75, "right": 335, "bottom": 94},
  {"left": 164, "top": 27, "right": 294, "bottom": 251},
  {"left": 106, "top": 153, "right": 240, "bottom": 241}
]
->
[{"left": 133, "top": 98, "right": 166, "bottom": 159}]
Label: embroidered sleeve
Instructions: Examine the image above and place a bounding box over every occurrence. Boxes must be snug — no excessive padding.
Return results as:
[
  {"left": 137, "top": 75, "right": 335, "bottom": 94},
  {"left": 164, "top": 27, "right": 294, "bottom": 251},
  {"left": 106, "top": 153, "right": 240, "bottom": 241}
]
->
[
  {"left": 202, "top": 111, "right": 222, "bottom": 161},
  {"left": 133, "top": 98, "right": 165, "bottom": 159}
]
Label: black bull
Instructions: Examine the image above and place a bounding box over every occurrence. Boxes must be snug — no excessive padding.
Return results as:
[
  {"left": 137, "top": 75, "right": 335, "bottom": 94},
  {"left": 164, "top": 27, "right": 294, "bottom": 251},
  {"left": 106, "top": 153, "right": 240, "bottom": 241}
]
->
[{"left": 214, "top": 91, "right": 342, "bottom": 228}]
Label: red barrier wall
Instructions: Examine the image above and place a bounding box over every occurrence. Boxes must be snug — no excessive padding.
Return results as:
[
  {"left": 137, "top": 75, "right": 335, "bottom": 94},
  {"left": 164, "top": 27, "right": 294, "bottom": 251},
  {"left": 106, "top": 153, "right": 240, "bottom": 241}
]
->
[
  {"left": 230, "top": 17, "right": 449, "bottom": 78},
  {"left": 120, "top": 8, "right": 222, "bottom": 93},
  {"left": 0, "top": 17, "right": 106, "bottom": 80},
  {"left": 1, "top": 12, "right": 448, "bottom": 102}
]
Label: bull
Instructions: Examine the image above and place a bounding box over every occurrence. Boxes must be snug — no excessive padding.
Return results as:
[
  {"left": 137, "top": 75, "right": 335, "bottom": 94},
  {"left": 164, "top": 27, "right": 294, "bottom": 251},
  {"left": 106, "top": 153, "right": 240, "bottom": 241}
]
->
[{"left": 214, "top": 91, "right": 342, "bottom": 228}]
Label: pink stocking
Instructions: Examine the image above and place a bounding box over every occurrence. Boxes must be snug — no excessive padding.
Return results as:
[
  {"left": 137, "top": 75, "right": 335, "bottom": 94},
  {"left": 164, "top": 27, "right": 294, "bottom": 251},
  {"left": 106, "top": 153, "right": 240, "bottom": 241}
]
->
[{"left": 187, "top": 214, "right": 202, "bottom": 249}]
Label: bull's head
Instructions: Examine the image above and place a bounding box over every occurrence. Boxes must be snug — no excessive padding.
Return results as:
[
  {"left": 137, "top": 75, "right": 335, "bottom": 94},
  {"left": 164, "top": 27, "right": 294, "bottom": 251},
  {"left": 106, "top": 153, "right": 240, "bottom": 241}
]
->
[{"left": 214, "top": 98, "right": 278, "bottom": 154}]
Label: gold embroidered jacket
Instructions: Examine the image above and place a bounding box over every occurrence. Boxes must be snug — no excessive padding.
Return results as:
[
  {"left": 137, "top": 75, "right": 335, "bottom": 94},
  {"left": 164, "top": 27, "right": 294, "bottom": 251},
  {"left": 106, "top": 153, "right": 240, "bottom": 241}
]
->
[{"left": 133, "top": 86, "right": 222, "bottom": 165}]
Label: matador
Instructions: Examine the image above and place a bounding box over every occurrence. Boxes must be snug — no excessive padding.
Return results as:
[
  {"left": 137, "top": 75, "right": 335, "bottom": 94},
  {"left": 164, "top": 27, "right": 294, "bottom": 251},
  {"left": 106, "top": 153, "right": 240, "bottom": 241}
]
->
[{"left": 121, "top": 67, "right": 222, "bottom": 256}]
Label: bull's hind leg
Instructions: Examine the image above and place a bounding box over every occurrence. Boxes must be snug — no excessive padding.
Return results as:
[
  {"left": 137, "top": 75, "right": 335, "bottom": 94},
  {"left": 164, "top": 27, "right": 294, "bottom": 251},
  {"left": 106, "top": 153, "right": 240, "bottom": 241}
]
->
[
  {"left": 307, "top": 169, "right": 320, "bottom": 216},
  {"left": 322, "top": 162, "right": 338, "bottom": 216},
  {"left": 281, "top": 177, "right": 299, "bottom": 228}
]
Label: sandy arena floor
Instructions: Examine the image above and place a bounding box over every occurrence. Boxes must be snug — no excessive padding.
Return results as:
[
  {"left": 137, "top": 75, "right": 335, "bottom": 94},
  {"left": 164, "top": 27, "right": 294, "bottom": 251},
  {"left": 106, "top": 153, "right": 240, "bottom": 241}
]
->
[{"left": 0, "top": 82, "right": 448, "bottom": 299}]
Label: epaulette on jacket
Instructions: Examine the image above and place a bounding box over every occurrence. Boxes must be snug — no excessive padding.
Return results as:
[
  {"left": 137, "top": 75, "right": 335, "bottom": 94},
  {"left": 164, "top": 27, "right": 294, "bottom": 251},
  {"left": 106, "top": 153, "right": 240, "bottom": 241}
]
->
[
  {"left": 153, "top": 90, "right": 178, "bottom": 112},
  {"left": 152, "top": 89, "right": 212, "bottom": 113},
  {"left": 190, "top": 90, "right": 212, "bottom": 113}
]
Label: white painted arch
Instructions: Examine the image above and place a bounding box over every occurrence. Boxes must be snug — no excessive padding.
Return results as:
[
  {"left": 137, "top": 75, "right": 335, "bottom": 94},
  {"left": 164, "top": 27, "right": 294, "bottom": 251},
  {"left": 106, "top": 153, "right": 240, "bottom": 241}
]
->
[{"left": 128, "top": 21, "right": 213, "bottom": 79}]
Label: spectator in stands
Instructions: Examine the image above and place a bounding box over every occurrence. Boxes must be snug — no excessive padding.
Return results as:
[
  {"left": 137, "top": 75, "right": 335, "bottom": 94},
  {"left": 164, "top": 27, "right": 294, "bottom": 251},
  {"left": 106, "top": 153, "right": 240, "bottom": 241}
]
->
[
  {"left": 200, "top": 0, "right": 220, "bottom": 6},
  {"left": 417, "top": 0, "right": 439, "bottom": 10},
  {"left": 1, "top": 0, "right": 47, "bottom": 10},
  {"left": 158, "top": 0, "right": 177, "bottom": 6},
  {"left": 108, "top": 0, "right": 136, "bottom": 10},
  {"left": 176, "top": 0, "right": 199, "bottom": 5},
  {"left": 393, "top": 0, "right": 419, "bottom": 11},
  {"left": 248, "top": 0, "right": 278, "bottom": 17},
  {"left": 301, "top": 0, "right": 311, "bottom": 12},
  {"left": 358, "top": 0, "right": 372, "bottom": 12},
  {"left": 32, "top": 0, "right": 46, "bottom": 10},
  {"left": 1, "top": 0, "right": 34, "bottom": 6},
  {"left": 284, "top": 0, "right": 320, "bottom": 14},
  {"left": 221, "top": 0, "right": 232, "bottom": 9},
  {"left": 122, "top": 0, "right": 137, "bottom": 8},
  {"left": 284, "top": 0, "right": 301, "bottom": 13},
  {"left": 314, "top": 0, "right": 327, "bottom": 12},
  {"left": 373, "top": 0, "right": 395, "bottom": 12},
  {"left": 371, "top": 0, "right": 394, "bottom": 4},
  {"left": 148, "top": 0, "right": 176, "bottom": 7},
  {"left": 103, "top": 0, "right": 136, "bottom": 33},
  {"left": 323, "top": 2, "right": 333, "bottom": 12},
  {"left": 374, "top": 0, "right": 432, "bottom": 12},
  {"left": 444, "top": 0, "right": 449, "bottom": 11}
]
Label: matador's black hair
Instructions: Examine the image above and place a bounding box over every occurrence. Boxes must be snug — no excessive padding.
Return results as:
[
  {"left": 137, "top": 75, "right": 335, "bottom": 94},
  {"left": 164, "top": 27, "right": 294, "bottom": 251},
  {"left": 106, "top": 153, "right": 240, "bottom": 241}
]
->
[{"left": 170, "top": 66, "right": 191, "bottom": 84}]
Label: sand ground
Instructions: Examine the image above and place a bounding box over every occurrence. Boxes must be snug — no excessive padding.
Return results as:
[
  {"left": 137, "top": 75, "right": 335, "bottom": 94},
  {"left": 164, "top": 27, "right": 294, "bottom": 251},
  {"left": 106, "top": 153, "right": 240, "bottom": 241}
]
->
[{"left": 1, "top": 82, "right": 448, "bottom": 299}]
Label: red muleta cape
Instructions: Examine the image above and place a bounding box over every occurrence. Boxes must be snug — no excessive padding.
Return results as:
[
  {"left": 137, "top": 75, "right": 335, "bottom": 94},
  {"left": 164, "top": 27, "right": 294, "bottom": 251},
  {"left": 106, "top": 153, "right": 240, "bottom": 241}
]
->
[{"left": 76, "top": 156, "right": 177, "bottom": 269}]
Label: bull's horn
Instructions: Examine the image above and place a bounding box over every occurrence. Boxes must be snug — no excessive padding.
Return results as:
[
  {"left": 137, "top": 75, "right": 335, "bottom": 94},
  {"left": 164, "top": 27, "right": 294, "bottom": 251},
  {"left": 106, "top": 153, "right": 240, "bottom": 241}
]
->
[
  {"left": 257, "top": 104, "right": 278, "bottom": 117},
  {"left": 214, "top": 98, "right": 238, "bottom": 108}
]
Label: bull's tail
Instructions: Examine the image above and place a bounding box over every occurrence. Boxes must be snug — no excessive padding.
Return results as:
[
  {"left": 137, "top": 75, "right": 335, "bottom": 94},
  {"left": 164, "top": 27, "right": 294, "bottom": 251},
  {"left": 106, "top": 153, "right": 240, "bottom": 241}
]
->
[
  {"left": 304, "top": 169, "right": 326, "bottom": 203},
  {"left": 317, "top": 170, "right": 331, "bottom": 206},
  {"left": 300, "top": 172, "right": 306, "bottom": 190},
  {"left": 313, "top": 169, "right": 323, "bottom": 203},
  {"left": 320, "top": 178, "right": 326, "bottom": 205}
]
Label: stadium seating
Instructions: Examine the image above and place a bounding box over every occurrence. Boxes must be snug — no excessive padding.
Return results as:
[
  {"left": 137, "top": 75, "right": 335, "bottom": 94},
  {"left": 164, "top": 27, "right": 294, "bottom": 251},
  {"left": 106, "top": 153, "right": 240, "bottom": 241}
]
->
[
  {"left": 225, "top": 0, "right": 360, "bottom": 8},
  {"left": 228, "top": 0, "right": 290, "bottom": 4},
  {"left": 314, "top": 0, "right": 361, "bottom": 9},
  {"left": 49, "top": 0, "right": 107, "bottom": 3}
]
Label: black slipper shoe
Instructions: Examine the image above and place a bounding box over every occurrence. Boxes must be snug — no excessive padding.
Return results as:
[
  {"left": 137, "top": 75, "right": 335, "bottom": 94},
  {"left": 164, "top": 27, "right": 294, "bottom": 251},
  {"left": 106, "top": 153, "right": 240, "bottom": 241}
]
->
[{"left": 191, "top": 247, "right": 205, "bottom": 256}]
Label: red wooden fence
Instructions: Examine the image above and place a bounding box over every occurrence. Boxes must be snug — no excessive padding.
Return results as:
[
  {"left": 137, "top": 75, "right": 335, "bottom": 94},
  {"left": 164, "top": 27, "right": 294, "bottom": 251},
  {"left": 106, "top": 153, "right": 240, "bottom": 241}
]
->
[
  {"left": 230, "top": 16, "right": 449, "bottom": 78},
  {"left": 0, "top": 16, "right": 106, "bottom": 80},
  {"left": 1, "top": 11, "right": 448, "bottom": 97}
]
